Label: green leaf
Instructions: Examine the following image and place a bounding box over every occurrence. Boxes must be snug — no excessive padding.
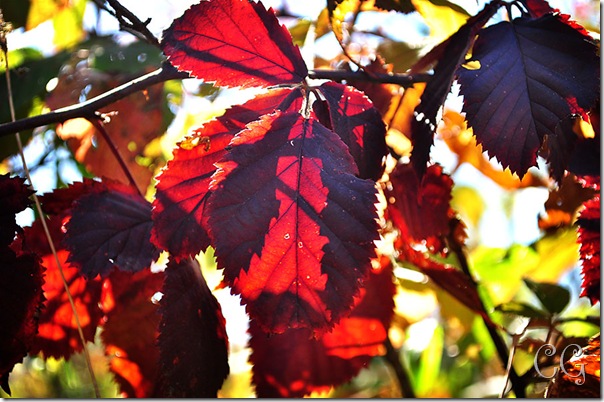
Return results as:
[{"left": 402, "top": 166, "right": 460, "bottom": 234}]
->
[
  {"left": 495, "top": 301, "right": 548, "bottom": 319},
  {"left": 288, "top": 19, "right": 312, "bottom": 47},
  {"left": 523, "top": 278, "right": 570, "bottom": 315},
  {"left": 376, "top": 40, "right": 424, "bottom": 73}
]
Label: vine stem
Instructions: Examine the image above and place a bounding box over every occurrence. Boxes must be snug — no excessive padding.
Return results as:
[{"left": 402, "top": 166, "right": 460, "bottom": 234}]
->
[
  {"left": 447, "top": 228, "right": 526, "bottom": 398},
  {"left": 384, "top": 335, "right": 416, "bottom": 397},
  {"left": 0, "top": 66, "right": 431, "bottom": 138},
  {"left": 2, "top": 34, "right": 101, "bottom": 398}
]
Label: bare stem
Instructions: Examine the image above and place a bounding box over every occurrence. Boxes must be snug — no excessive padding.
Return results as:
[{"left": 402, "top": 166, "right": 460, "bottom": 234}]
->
[
  {"left": 384, "top": 335, "right": 416, "bottom": 398},
  {"left": 91, "top": 0, "right": 160, "bottom": 47},
  {"left": 447, "top": 228, "right": 526, "bottom": 398},
  {"left": 88, "top": 118, "right": 143, "bottom": 196}
]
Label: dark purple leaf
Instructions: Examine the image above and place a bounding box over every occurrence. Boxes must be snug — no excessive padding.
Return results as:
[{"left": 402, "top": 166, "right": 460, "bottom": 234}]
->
[
  {"left": 157, "top": 258, "right": 229, "bottom": 397},
  {"left": 457, "top": 14, "right": 600, "bottom": 177},
  {"left": 64, "top": 181, "right": 160, "bottom": 278}
]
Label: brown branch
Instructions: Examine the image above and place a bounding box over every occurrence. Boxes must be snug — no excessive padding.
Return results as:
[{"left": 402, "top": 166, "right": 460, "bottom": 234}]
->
[
  {"left": 0, "top": 62, "right": 188, "bottom": 137},
  {"left": 0, "top": 66, "right": 432, "bottom": 138},
  {"left": 308, "top": 69, "right": 431, "bottom": 87}
]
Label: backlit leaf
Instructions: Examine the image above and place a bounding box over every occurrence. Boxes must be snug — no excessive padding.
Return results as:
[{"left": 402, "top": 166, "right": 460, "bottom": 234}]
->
[
  {"left": 152, "top": 88, "right": 302, "bottom": 260},
  {"left": 207, "top": 111, "right": 379, "bottom": 333},
  {"left": 17, "top": 215, "right": 104, "bottom": 360},
  {"left": 102, "top": 269, "right": 165, "bottom": 398},
  {"left": 316, "top": 81, "right": 388, "bottom": 181},
  {"left": 546, "top": 335, "right": 601, "bottom": 397},
  {"left": 64, "top": 180, "right": 160, "bottom": 278},
  {"left": 457, "top": 14, "right": 600, "bottom": 177},
  {"left": 161, "top": 0, "right": 308, "bottom": 88},
  {"left": 157, "top": 258, "right": 229, "bottom": 397},
  {"left": 249, "top": 261, "right": 395, "bottom": 397},
  {"left": 576, "top": 176, "right": 600, "bottom": 305}
]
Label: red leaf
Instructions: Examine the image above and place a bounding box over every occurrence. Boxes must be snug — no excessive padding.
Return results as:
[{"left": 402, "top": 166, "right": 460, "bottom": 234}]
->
[
  {"left": 0, "top": 248, "right": 44, "bottom": 396},
  {"left": 385, "top": 163, "right": 454, "bottom": 251},
  {"left": 207, "top": 111, "right": 379, "bottom": 334},
  {"left": 161, "top": 0, "right": 307, "bottom": 88},
  {"left": 101, "top": 269, "right": 164, "bottom": 398},
  {"left": 152, "top": 88, "right": 302, "bottom": 260},
  {"left": 409, "top": 0, "right": 502, "bottom": 178},
  {"left": 522, "top": 0, "right": 555, "bottom": 17},
  {"left": 576, "top": 176, "right": 600, "bottom": 305},
  {"left": 19, "top": 216, "right": 105, "bottom": 360},
  {"left": 316, "top": 82, "right": 388, "bottom": 181},
  {"left": 64, "top": 180, "right": 160, "bottom": 278},
  {"left": 0, "top": 174, "right": 33, "bottom": 246},
  {"left": 157, "top": 258, "right": 229, "bottom": 397},
  {"left": 457, "top": 14, "right": 600, "bottom": 177},
  {"left": 249, "top": 261, "right": 395, "bottom": 397}
]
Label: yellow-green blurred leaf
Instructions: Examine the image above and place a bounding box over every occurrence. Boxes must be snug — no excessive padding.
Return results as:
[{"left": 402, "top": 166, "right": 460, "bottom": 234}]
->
[
  {"left": 525, "top": 229, "right": 580, "bottom": 283},
  {"left": 52, "top": 0, "right": 86, "bottom": 49},
  {"left": 471, "top": 229, "right": 579, "bottom": 306},
  {"left": 451, "top": 186, "right": 485, "bottom": 228},
  {"left": 288, "top": 19, "right": 312, "bottom": 47},
  {"left": 377, "top": 40, "right": 424, "bottom": 72},
  {"left": 414, "top": 324, "right": 444, "bottom": 397},
  {"left": 410, "top": 0, "right": 469, "bottom": 41},
  {"left": 26, "top": 0, "right": 67, "bottom": 30}
]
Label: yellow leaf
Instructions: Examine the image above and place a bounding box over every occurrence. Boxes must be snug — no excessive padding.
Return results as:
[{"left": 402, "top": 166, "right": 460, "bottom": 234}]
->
[{"left": 411, "top": 0, "right": 469, "bottom": 41}]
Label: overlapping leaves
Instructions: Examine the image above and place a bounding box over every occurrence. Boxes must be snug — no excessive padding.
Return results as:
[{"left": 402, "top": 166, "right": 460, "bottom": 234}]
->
[{"left": 157, "top": 0, "right": 384, "bottom": 334}]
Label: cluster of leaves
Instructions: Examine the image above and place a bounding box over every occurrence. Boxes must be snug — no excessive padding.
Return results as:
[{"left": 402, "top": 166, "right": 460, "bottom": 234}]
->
[{"left": 0, "top": 0, "right": 600, "bottom": 397}]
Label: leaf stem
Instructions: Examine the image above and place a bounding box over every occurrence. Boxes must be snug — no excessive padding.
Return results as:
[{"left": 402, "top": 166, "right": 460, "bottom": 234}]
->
[{"left": 384, "top": 335, "right": 416, "bottom": 397}]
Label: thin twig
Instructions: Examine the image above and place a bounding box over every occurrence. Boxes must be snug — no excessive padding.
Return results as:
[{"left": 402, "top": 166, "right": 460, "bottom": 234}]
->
[
  {"left": 91, "top": 0, "right": 160, "bottom": 47},
  {"left": 384, "top": 335, "right": 416, "bottom": 397},
  {"left": 88, "top": 118, "right": 143, "bottom": 196},
  {"left": 2, "top": 28, "right": 101, "bottom": 399},
  {"left": 447, "top": 229, "right": 526, "bottom": 398}
]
